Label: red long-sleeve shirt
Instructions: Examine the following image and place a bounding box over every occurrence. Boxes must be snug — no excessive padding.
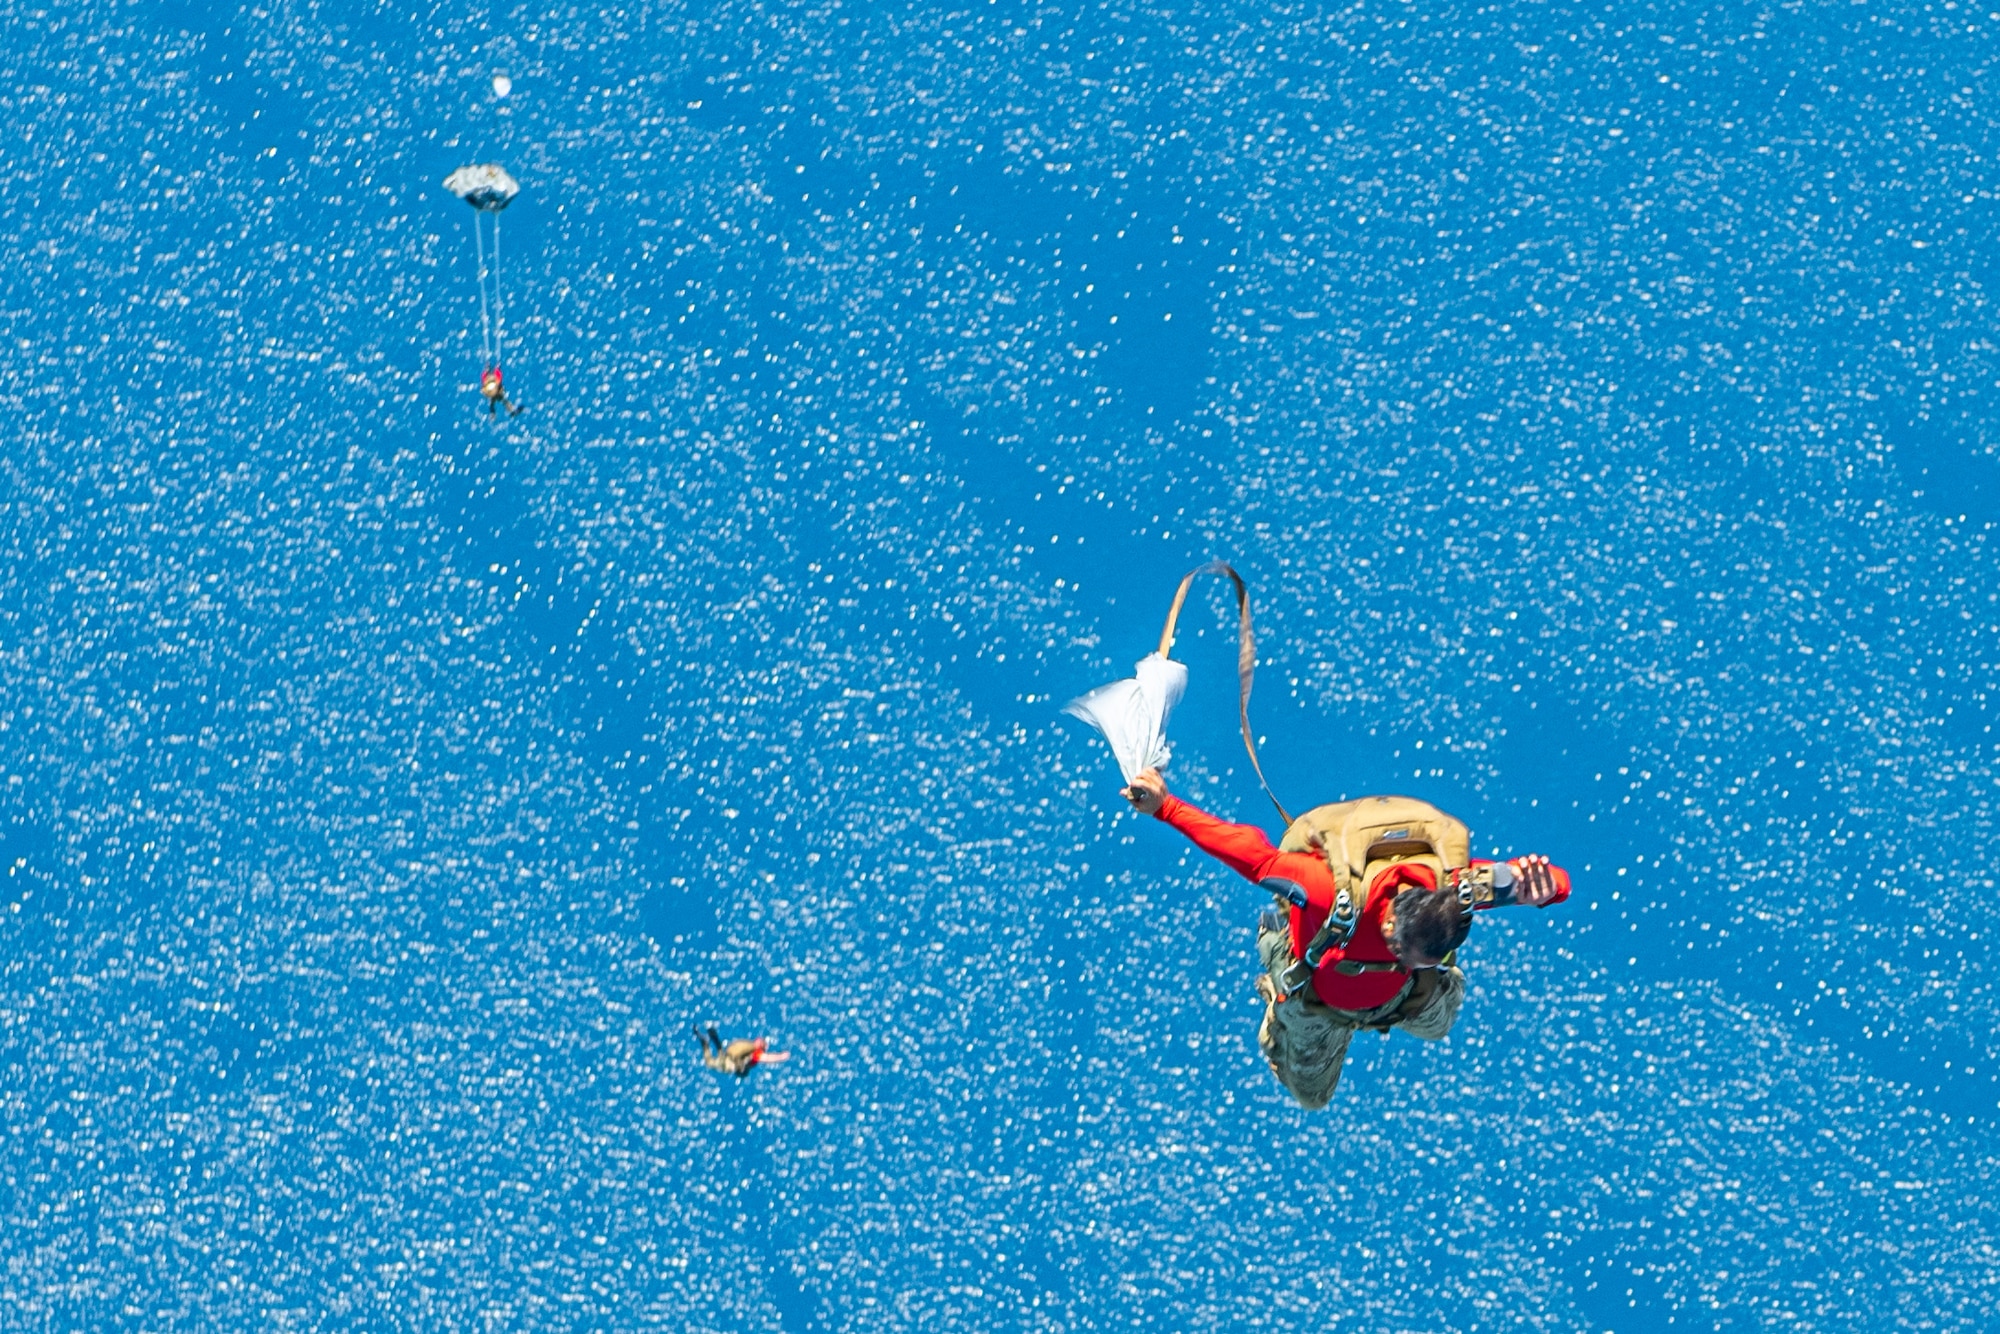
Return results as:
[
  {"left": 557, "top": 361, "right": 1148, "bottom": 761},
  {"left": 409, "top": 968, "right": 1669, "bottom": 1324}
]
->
[{"left": 1154, "top": 794, "right": 1413, "bottom": 1009}]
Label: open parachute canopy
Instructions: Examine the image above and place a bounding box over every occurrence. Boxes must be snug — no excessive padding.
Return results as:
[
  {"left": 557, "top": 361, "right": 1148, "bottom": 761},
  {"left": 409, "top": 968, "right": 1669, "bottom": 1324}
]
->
[{"left": 443, "top": 163, "right": 519, "bottom": 212}]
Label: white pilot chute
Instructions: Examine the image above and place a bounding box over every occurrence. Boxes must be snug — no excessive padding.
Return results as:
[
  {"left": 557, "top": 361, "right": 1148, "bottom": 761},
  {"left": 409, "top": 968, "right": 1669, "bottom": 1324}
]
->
[{"left": 1063, "top": 652, "right": 1188, "bottom": 783}]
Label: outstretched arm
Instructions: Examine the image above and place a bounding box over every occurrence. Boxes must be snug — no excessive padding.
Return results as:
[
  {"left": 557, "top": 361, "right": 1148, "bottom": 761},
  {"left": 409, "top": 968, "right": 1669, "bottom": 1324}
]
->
[{"left": 1125, "top": 768, "right": 1317, "bottom": 890}]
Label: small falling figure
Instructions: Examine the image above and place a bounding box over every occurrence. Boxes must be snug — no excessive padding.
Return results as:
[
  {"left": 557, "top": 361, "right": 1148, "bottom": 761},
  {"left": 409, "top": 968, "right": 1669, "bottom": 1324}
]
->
[
  {"left": 696, "top": 1025, "right": 789, "bottom": 1079},
  {"left": 480, "top": 364, "right": 521, "bottom": 417}
]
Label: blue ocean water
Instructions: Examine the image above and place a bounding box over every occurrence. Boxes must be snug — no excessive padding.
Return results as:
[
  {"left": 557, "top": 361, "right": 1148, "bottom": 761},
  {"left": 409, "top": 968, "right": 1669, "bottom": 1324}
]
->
[{"left": 3, "top": 0, "right": 1997, "bottom": 1327}]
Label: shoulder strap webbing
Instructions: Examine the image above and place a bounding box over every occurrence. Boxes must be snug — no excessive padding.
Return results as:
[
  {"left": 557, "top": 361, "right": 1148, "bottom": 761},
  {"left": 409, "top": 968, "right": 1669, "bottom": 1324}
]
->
[
  {"left": 1157, "top": 560, "right": 1294, "bottom": 827},
  {"left": 1279, "top": 880, "right": 1365, "bottom": 996},
  {"left": 1303, "top": 884, "right": 1360, "bottom": 969}
]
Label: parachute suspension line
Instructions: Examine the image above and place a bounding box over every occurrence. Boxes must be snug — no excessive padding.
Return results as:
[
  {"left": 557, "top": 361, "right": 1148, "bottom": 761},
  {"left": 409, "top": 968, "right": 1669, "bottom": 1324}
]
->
[
  {"left": 491, "top": 208, "right": 504, "bottom": 371},
  {"left": 1157, "top": 560, "right": 1295, "bottom": 828},
  {"left": 472, "top": 209, "right": 494, "bottom": 366}
]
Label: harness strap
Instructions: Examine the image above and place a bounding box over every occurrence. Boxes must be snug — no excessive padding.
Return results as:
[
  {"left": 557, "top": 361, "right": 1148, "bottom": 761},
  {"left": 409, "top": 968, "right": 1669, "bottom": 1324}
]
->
[
  {"left": 1278, "top": 882, "right": 1364, "bottom": 997},
  {"left": 1327, "top": 959, "right": 1408, "bottom": 976},
  {"left": 1156, "top": 560, "right": 1294, "bottom": 827},
  {"left": 1278, "top": 950, "right": 1417, "bottom": 996},
  {"left": 1448, "top": 862, "right": 1517, "bottom": 915},
  {"left": 1302, "top": 886, "right": 1359, "bottom": 968}
]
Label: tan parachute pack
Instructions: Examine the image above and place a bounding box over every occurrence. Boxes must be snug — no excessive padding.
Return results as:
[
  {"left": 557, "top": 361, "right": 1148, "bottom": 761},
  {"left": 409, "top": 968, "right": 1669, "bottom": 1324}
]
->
[{"left": 1279, "top": 795, "right": 1471, "bottom": 913}]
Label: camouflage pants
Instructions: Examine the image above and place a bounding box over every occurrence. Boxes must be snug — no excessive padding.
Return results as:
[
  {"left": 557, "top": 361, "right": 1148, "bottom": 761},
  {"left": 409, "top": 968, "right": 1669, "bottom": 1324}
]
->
[{"left": 1255, "top": 914, "right": 1465, "bottom": 1111}]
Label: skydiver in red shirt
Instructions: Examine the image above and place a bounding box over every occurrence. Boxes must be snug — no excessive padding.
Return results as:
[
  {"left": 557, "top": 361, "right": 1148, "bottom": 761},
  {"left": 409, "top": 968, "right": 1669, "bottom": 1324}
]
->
[{"left": 1124, "top": 767, "right": 1569, "bottom": 1109}]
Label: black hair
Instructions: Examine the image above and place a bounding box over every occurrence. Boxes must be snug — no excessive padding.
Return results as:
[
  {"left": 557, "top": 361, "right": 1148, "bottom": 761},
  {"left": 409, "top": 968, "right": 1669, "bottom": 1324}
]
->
[{"left": 1389, "top": 885, "right": 1470, "bottom": 964}]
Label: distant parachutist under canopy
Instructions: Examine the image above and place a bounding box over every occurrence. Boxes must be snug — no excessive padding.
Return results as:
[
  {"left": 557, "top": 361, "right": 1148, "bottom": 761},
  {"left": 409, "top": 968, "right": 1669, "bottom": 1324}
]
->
[{"left": 443, "top": 163, "right": 523, "bottom": 416}]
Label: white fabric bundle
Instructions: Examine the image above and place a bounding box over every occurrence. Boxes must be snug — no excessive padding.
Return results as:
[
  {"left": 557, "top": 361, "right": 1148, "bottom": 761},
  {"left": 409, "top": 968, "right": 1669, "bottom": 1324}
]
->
[{"left": 1062, "top": 652, "right": 1189, "bottom": 783}]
